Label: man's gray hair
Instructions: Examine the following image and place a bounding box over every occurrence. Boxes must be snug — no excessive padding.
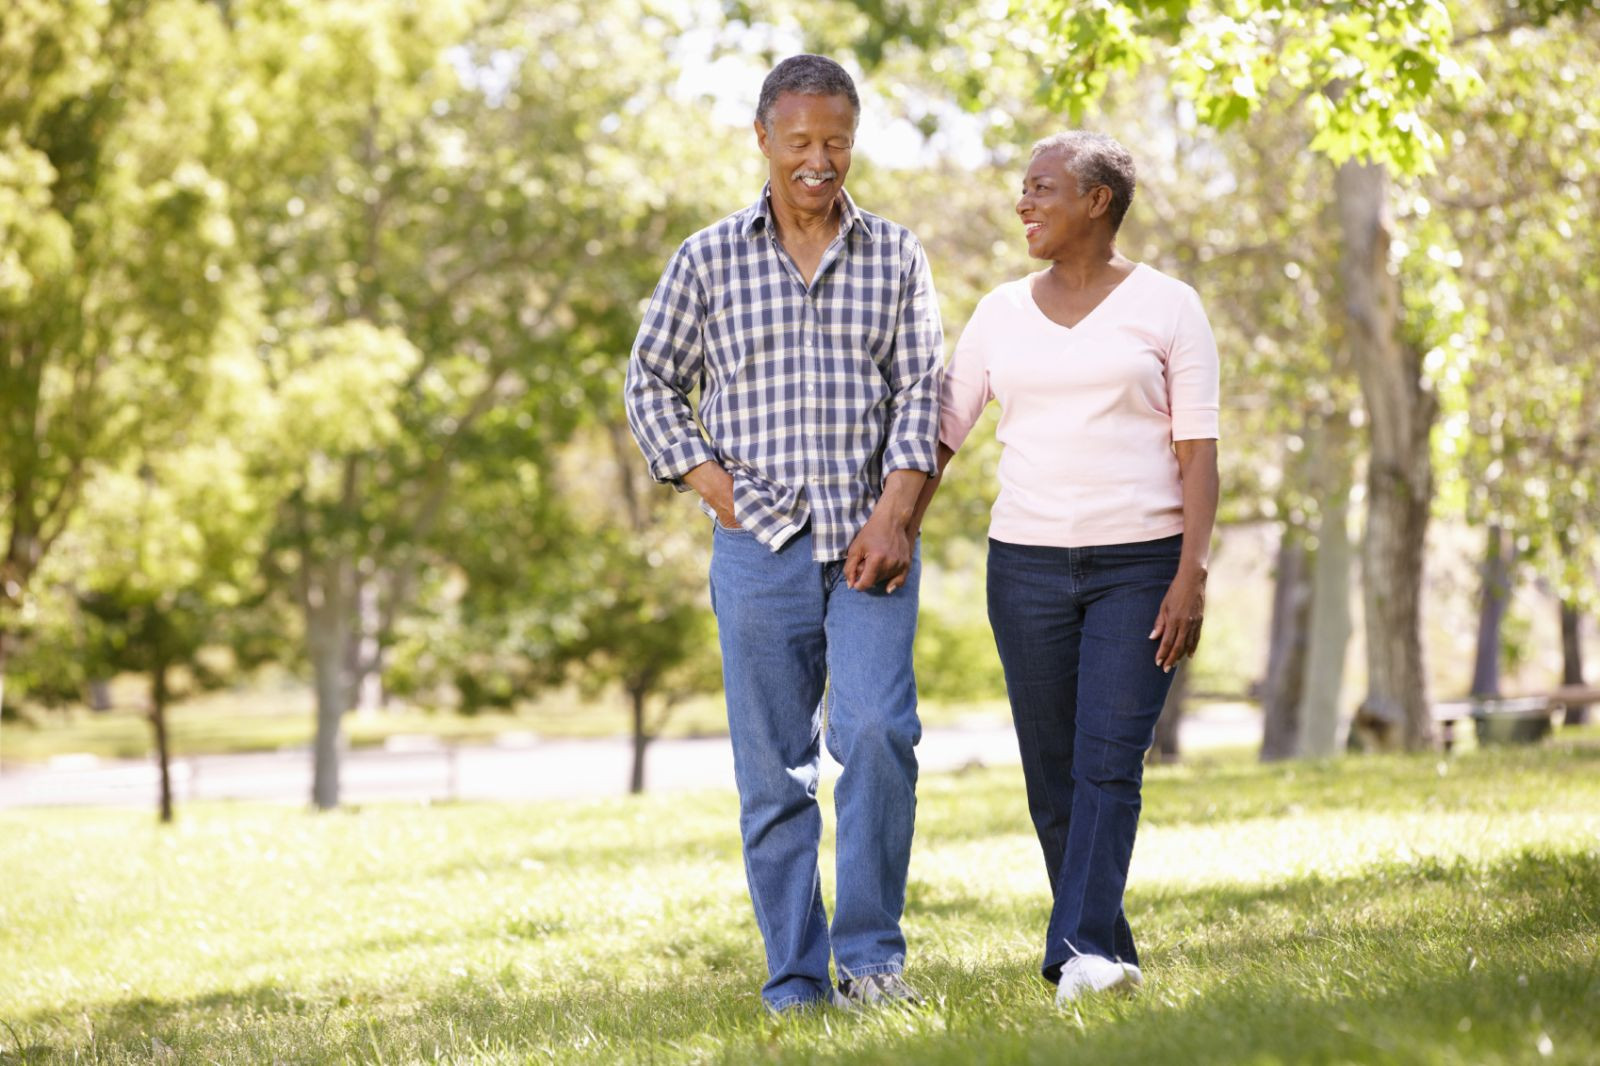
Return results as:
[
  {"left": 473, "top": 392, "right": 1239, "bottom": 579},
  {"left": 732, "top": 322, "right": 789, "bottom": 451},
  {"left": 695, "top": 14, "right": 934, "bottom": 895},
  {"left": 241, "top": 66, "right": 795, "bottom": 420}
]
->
[
  {"left": 1031, "top": 131, "right": 1137, "bottom": 232},
  {"left": 756, "top": 55, "right": 860, "bottom": 131}
]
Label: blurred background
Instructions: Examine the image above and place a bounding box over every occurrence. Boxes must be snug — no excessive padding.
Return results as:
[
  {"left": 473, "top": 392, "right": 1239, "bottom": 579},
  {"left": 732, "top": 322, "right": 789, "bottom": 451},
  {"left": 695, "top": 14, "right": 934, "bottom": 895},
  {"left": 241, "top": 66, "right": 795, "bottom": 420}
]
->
[{"left": 2, "top": 0, "right": 1596, "bottom": 814}]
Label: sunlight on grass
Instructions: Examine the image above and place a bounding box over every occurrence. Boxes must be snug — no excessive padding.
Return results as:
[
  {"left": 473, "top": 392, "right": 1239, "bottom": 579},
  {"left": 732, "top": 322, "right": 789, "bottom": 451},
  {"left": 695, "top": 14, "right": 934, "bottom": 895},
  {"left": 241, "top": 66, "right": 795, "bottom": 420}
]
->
[{"left": 3, "top": 741, "right": 1597, "bottom": 1064}]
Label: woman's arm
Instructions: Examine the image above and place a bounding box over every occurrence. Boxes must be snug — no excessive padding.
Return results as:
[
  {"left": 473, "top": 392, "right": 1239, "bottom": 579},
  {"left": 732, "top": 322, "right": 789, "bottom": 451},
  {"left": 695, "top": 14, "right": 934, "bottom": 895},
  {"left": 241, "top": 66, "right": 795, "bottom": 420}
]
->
[
  {"left": 1152, "top": 438, "right": 1219, "bottom": 671},
  {"left": 908, "top": 443, "right": 956, "bottom": 536}
]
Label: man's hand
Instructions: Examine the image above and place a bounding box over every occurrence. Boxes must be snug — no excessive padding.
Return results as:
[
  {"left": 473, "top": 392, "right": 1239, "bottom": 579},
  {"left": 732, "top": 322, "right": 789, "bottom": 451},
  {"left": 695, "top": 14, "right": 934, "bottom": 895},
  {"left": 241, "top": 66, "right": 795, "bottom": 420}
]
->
[
  {"left": 683, "top": 461, "right": 737, "bottom": 528},
  {"left": 845, "top": 509, "right": 914, "bottom": 591},
  {"left": 844, "top": 470, "right": 926, "bottom": 592},
  {"left": 1150, "top": 565, "right": 1207, "bottom": 672}
]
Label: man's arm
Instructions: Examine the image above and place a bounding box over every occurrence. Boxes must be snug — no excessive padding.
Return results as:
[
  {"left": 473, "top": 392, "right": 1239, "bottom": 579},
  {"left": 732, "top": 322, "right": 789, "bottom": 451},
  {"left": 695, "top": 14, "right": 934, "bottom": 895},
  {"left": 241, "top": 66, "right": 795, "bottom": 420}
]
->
[
  {"left": 875, "top": 239, "right": 944, "bottom": 481},
  {"left": 845, "top": 469, "right": 927, "bottom": 591},
  {"left": 623, "top": 244, "right": 720, "bottom": 493},
  {"left": 682, "top": 460, "right": 736, "bottom": 528},
  {"left": 845, "top": 239, "right": 944, "bottom": 591}
]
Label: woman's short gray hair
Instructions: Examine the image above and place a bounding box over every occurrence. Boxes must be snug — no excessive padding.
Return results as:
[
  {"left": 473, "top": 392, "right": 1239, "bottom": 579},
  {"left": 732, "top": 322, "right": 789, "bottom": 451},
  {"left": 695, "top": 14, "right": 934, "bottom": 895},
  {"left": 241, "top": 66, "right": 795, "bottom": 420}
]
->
[
  {"left": 756, "top": 55, "right": 860, "bottom": 131},
  {"left": 1031, "top": 131, "right": 1137, "bottom": 232}
]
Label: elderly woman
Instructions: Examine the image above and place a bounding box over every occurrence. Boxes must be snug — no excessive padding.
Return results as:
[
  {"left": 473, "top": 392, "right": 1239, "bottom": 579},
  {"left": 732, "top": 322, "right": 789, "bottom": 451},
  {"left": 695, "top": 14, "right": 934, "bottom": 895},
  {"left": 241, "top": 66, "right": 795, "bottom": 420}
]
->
[{"left": 911, "top": 131, "right": 1220, "bottom": 1003}]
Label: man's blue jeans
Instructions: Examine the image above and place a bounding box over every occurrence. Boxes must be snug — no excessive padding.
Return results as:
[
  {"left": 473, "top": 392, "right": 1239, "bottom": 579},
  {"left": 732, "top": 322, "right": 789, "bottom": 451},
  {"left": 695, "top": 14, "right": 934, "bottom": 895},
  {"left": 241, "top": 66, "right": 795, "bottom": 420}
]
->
[
  {"left": 986, "top": 534, "right": 1182, "bottom": 982},
  {"left": 709, "top": 522, "right": 922, "bottom": 1011}
]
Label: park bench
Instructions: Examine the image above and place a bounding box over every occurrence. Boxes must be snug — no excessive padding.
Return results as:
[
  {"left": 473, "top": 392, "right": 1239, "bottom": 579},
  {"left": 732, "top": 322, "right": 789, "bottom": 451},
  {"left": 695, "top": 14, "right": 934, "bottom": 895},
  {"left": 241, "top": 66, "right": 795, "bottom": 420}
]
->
[{"left": 1431, "top": 685, "right": 1600, "bottom": 752}]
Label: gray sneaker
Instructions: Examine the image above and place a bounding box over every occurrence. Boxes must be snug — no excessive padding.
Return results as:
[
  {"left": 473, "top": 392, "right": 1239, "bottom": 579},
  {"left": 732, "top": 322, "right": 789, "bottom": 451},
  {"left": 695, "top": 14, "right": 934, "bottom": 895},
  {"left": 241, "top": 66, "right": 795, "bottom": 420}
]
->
[{"left": 832, "top": 972, "right": 923, "bottom": 1010}]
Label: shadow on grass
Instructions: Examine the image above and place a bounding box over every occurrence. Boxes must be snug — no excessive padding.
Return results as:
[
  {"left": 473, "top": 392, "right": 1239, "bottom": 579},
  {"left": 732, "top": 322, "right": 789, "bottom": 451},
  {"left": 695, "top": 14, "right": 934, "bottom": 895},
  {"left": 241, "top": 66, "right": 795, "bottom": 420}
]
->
[{"left": 10, "top": 847, "right": 1598, "bottom": 1065}]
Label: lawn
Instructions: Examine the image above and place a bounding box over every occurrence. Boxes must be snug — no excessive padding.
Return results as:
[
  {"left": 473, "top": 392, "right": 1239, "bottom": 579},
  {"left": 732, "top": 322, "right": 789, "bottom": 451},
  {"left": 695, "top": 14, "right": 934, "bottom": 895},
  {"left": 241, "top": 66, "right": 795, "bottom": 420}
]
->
[{"left": 3, "top": 739, "right": 1597, "bottom": 1064}]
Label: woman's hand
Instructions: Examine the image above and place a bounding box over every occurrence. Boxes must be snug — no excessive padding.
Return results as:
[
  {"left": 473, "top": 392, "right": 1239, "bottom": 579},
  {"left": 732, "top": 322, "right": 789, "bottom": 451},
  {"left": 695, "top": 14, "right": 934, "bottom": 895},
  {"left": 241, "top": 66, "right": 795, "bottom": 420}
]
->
[{"left": 1150, "top": 565, "right": 1207, "bottom": 672}]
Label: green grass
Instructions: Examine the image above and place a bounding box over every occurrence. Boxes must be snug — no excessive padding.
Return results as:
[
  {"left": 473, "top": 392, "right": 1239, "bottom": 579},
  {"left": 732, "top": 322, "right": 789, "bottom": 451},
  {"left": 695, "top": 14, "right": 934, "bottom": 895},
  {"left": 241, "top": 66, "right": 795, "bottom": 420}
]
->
[
  {"left": 4, "top": 741, "right": 1598, "bottom": 1064},
  {"left": 0, "top": 687, "right": 1014, "bottom": 765}
]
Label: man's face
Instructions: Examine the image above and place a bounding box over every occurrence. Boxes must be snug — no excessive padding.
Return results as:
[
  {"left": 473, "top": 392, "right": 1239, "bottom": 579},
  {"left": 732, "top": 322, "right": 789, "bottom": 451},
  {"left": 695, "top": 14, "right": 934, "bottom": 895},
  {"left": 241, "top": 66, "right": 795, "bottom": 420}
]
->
[{"left": 755, "top": 92, "right": 856, "bottom": 220}]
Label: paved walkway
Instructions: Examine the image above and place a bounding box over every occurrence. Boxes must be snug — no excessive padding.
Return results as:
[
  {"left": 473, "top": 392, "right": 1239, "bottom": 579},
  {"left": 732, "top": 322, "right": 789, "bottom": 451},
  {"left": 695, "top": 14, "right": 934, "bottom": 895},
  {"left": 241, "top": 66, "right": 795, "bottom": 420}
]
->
[{"left": 0, "top": 705, "right": 1259, "bottom": 810}]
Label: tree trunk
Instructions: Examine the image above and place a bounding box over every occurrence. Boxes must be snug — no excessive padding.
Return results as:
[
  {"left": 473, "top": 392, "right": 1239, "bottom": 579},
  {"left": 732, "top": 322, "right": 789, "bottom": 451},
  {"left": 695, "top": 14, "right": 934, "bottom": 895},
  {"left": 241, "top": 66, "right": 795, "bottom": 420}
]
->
[
  {"left": 352, "top": 561, "right": 385, "bottom": 715},
  {"left": 88, "top": 678, "right": 114, "bottom": 712},
  {"left": 1468, "top": 525, "right": 1513, "bottom": 699},
  {"left": 1261, "top": 530, "right": 1312, "bottom": 761},
  {"left": 1296, "top": 467, "right": 1354, "bottom": 758},
  {"left": 1338, "top": 160, "right": 1437, "bottom": 752},
  {"left": 307, "top": 554, "right": 355, "bottom": 811},
  {"left": 1561, "top": 601, "right": 1589, "bottom": 727},
  {"left": 150, "top": 660, "right": 174, "bottom": 824},
  {"left": 1148, "top": 661, "right": 1187, "bottom": 764},
  {"left": 628, "top": 685, "right": 649, "bottom": 795}
]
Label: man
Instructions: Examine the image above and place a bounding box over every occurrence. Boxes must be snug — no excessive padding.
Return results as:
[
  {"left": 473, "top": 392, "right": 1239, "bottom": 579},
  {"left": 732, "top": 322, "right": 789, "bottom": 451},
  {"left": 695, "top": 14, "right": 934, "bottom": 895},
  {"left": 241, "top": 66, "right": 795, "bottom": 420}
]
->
[{"left": 623, "top": 54, "right": 942, "bottom": 1013}]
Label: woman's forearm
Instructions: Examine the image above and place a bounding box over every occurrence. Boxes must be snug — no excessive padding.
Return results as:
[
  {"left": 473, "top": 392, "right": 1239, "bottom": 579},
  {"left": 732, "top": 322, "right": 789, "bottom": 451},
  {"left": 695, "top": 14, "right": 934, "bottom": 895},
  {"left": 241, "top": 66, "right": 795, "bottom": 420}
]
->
[
  {"left": 1174, "top": 438, "right": 1219, "bottom": 575},
  {"left": 907, "top": 442, "right": 956, "bottom": 536}
]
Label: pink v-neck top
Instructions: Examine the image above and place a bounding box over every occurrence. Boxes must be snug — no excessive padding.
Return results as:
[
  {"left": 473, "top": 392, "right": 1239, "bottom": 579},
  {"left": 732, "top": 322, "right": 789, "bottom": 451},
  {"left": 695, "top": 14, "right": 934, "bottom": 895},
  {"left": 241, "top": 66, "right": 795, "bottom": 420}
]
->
[{"left": 939, "top": 264, "right": 1220, "bottom": 548}]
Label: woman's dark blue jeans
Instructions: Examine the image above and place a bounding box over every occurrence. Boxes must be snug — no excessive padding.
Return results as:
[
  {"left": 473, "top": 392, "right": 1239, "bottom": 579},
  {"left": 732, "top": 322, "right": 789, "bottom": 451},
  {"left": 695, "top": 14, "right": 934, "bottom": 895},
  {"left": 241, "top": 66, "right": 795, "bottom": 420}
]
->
[{"left": 986, "top": 534, "right": 1182, "bottom": 982}]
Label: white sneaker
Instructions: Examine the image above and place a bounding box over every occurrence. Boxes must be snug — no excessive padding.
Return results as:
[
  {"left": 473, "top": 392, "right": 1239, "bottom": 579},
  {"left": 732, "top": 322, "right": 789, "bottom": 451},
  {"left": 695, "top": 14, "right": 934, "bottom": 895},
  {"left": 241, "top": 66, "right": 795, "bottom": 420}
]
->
[{"left": 1054, "top": 955, "right": 1143, "bottom": 1005}]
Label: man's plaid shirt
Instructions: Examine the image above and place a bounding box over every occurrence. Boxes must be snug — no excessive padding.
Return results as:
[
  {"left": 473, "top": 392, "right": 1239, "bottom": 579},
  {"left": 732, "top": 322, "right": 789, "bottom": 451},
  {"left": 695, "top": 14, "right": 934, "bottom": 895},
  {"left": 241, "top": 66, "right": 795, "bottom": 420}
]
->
[{"left": 624, "top": 185, "right": 943, "bottom": 562}]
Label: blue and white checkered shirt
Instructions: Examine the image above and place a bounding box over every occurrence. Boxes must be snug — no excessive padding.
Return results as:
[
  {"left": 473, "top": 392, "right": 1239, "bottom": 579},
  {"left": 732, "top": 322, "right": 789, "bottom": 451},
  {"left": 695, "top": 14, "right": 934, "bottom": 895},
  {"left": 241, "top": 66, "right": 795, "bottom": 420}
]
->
[{"left": 624, "top": 185, "right": 944, "bottom": 562}]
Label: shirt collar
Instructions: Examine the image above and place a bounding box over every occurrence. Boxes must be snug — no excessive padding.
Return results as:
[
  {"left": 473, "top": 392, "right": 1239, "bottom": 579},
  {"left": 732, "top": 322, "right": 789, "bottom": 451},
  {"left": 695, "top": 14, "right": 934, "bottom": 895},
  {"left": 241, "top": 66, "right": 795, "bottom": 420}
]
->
[{"left": 741, "top": 182, "right": 872, "bottom": 242}]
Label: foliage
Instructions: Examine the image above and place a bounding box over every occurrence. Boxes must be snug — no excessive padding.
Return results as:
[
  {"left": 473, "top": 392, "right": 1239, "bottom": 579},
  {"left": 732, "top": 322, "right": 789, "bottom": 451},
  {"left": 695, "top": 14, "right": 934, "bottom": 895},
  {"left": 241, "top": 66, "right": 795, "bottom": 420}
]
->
[
  {"left": 1432, "top": 12, "right": 1600, "bottom": 608},
  {"left": 5, "top": 0, "right": 1599, "bottom": 748},
  {"left": 914, "top": 608, "right": 1006, "bottom": 702},
  {"left": 0, "top": 0, "right": 243, "bottom": 693}
]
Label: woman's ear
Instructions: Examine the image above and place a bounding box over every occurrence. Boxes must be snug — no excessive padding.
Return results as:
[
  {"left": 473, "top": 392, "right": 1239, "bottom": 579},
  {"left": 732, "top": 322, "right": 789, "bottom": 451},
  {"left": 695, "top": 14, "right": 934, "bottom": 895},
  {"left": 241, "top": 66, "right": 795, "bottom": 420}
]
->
[{"left": 1089, "top": 184, "right": 1113, "bottom": 220}]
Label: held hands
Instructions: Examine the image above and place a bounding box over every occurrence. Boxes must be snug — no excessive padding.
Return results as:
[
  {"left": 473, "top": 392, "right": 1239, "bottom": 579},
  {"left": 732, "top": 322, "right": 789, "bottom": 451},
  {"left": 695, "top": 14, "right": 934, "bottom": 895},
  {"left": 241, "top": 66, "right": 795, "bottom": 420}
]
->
[
  {"left": 845, "top": 470, "right": 927, "bottom": 593},
  {"left": 845, "top": 509, "right": 914, "bottom": 592},
  {"left": 1150, "top": 566, "right": 1207, "bottom": 672}
]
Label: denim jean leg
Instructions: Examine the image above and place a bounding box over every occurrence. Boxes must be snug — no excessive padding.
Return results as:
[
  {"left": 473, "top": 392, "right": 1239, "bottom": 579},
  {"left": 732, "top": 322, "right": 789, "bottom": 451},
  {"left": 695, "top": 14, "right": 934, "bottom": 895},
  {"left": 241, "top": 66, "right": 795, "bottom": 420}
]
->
[
  {"left": 710, "top": 525, "right": 832, "bottom": 1009},
  {"left": 986, "top": 542, "right": 1082, "bottom": 883},
  {"left": 821, "top": 545, "right": 923, "bottom": 980},
  {"left": 986, "top": 539, "right": 1088, "bottom": 981},
  {"left": 1043, "top": 540, "right": 1180, "bottom": 975}
]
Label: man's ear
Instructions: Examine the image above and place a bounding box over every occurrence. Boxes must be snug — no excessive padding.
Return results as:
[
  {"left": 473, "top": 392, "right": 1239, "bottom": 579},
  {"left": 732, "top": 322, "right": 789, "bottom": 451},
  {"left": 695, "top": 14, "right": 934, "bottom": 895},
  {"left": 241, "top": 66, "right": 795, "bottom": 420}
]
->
[{"left": 754, "top": 119, "right": 771, "bottom": 159}]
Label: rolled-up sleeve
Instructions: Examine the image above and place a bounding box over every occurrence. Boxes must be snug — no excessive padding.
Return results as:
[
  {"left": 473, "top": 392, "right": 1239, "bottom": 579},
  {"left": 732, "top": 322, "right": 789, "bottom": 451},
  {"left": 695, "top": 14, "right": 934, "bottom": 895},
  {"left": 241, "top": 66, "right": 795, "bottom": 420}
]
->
[
  {"left": 879, "top": 239, "right": 944, "bottom": 476},
  {"left": 624, "top": 244, "right": 717, "bottom": 487},
  {"left": 1168, "top": 285, "right": 1221, "bottom": 441}
]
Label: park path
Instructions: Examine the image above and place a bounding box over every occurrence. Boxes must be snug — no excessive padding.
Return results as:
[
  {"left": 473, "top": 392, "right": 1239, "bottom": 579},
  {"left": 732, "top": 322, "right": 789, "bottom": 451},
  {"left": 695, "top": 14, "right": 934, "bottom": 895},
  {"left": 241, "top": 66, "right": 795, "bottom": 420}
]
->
[{"left": 0, "top": 704, "right": 1258, "bottom": 810}]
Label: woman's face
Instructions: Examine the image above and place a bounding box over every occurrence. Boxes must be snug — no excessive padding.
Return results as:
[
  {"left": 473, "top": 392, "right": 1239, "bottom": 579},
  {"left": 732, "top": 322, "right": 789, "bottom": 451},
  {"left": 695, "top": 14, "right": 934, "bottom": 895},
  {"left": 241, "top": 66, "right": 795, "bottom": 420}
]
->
[{"left": 1016, "top": 150, "right": 1103, "bottom": 260}]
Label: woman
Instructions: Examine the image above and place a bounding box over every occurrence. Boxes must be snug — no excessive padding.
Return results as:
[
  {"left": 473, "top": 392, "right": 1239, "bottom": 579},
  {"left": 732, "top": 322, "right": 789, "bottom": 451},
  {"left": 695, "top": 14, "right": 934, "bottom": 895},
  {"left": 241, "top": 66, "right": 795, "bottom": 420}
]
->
[{"left": 913, "top": 131, "right": 1220, "bottom": 1004}]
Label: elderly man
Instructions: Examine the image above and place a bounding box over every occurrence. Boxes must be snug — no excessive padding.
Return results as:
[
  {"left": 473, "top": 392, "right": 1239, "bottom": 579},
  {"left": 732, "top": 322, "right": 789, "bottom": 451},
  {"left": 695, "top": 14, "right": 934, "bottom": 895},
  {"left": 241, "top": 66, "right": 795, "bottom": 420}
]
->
[{"left": 624, "top": 54, "right": 942, "bottom": 1013}]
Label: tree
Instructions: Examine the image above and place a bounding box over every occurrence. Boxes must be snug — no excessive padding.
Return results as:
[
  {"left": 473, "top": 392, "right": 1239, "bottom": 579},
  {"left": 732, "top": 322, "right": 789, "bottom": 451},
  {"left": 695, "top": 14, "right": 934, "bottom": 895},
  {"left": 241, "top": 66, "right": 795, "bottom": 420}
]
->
[
  {"left": 12, "top": 327, "right": 275, "bottom": 822},
  {"left": 218, "top": 0, "right": 750, "bottom": 807},
  {"left": 854, "top": 0, "right": 1600, "bottom": 751},
  {"left": 589, "top": 413, "right": 730, "bottom": 793},
  {"left": 0, "top": 0, "right": 241, "bottom": 718},
  {"left": 69, "top": 470, "right": 268, "bottom": 825},
  {"left": 1431, "top": 10, "right": 1600, "bottom": 711}
]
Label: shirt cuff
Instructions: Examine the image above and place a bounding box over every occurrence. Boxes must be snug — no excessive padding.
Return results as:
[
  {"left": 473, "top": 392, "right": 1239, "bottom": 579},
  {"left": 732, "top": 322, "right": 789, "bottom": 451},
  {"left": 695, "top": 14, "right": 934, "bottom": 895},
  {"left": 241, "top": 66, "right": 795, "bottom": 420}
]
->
[
  {"left": 1172, "top": 408, "right": 1220, "bottom": 441},
  {"left": 649, "top": 436, "right": 717, "bottom": 489},
  {"left": 882, "top": 436, "right": 938, "bottom": 477}
]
